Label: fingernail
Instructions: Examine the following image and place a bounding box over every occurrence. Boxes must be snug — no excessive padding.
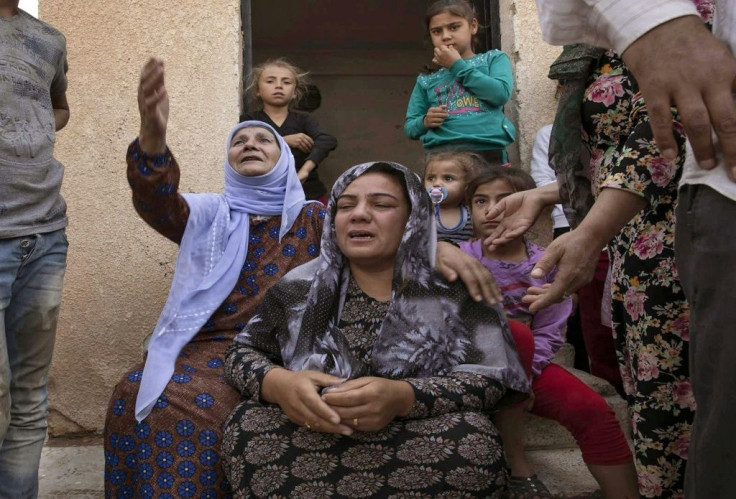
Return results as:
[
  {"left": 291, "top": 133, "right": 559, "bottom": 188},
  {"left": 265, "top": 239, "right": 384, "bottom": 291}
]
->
[
  {"left": 698, "top": 157, "right": 717, "bottom": 169},
  {"left": 530, "top": 268, "right": 543, "bottom": 277},
  {"left": 473, "top": 294, "right": 482, "bottom": 302},
  {"left": 342, "top": 429, "right": 353, "bottom": 436}
]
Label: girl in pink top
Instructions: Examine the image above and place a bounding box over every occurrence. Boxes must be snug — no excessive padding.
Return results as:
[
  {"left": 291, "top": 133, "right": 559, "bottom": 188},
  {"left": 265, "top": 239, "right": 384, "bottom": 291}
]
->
[{"left": 459, "top": 166, "right": 638, "bottom": 499}]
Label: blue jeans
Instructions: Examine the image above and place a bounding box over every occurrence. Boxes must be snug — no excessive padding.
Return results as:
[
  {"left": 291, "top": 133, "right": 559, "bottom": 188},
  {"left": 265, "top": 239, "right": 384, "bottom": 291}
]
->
[{"left": 0, "top": 229, "right": 68, "bottom": 498}]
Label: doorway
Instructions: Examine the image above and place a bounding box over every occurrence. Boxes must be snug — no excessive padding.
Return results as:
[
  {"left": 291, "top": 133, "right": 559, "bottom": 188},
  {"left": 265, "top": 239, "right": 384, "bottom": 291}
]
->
[{"left": 244, "top": 0, "right": 499, "bottom": 190}]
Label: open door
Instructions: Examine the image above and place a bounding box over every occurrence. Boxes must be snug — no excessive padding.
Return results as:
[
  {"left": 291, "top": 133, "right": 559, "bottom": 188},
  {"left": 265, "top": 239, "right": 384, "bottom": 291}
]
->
[{"left": 241, "top": 1, "right": 501, "bottom": 190}]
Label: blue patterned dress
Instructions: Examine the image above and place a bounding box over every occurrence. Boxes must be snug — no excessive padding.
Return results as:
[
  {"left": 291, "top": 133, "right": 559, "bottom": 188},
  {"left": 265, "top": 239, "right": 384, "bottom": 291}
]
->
[{"left": 103, "top": 141, "right": 325, "bottom": 498}]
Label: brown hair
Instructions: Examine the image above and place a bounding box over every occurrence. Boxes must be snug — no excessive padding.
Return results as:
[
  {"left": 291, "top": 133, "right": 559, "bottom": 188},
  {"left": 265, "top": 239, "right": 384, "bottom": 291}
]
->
[
  {"left": 465, "top": 165, "right": 536, "bottom": 205},
  {"left": 425, "top": 0, "right": 481, "bottom": 51},
  {"left": 424, "top": 150, "right": 488, "bottom": 180},
  {"left": 245, "top": 58, "right": 310, "bottom": 109}
]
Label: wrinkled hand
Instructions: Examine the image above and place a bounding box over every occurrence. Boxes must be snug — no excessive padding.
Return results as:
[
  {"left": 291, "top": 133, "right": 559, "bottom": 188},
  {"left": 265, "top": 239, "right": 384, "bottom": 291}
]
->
[
  {"left": 484, "top": 190, "right": 547, "bottom": 251},
  {"left": 423, "top": 105, "right": 448, "bottom": 128},
  {"left": 138, "top": 57, "right": 169, "bottom": 154},
  {"left": 436, "top": 241, "right": 502, "bottom": 304},
  {"left": 321, "top": 377, "right": 414, "bottom": 432},
  {"left": 283, "top": 133, "right": 314, "bottom": 153},
  {"left": 622, "top": 15, "right": 736, "bottom": 179},
  {"left": 432, "top": 45, "right": 462, "bottom": 68},
  {"left": 261, "top": 368, "right": 353, "bottom": 435},
  {"left": 522, "top": 230, "right": 601, "bottom": 313}
]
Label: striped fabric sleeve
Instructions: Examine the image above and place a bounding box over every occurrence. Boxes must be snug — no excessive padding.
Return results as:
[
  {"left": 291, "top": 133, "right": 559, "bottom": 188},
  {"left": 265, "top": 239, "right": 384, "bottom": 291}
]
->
[{"left": 535, "top": 0, "right": 699, "bottom": 54}]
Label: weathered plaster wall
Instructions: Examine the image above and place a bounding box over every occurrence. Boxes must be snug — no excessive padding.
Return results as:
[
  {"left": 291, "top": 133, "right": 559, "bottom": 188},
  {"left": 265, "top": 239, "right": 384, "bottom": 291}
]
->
[
  {"left": 501, "top": 0, "right": 560, "bottom": 169},
  {"left": 39, "top": 1, "right": 559, "bottom": 434},
  {"left": 41, "top": 0, "right": 241, "bottom": 433}
]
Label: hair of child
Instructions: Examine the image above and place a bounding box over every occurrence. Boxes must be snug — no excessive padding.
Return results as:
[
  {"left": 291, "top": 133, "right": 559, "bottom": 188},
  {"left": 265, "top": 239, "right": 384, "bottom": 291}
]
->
[
  {"left": 424, "top": 150, "right": 488, "bottom": 180},
  {"left": 245, "top": 58, "right": 311, "bottom": 109},
  {"left": 424, "top": 0, "right": 483, "bottom": 51},
  {"left": 465, "top": 165, "right": 536, "bottom": 203}
]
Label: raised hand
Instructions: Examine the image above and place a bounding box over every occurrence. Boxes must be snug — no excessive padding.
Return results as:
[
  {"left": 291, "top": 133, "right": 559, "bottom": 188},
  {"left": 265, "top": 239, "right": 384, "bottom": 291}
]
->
[
  {"left": 137, "top": 57, "right": 169, "bottom": 154},
  {"left": 261, "top": 368, "right": 353, "bottom": 435},
  {"left": 432, "top": 44, "right": 462, "bottom": 68},
  {"left": 283, "top": 133, "right": 314, "bottom": 154},
  {"left": 321, "top": 377, "right": 415, "bottom": 432}
]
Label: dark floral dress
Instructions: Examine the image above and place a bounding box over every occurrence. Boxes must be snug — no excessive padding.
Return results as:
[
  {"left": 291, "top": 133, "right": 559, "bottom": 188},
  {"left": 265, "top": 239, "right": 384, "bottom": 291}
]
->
[
  {"left": 103, "top": 141, "right": 325, "bottom": 498},
  {"left": 222, "top": 278, "right": 510, "bottom": 498},
  {"left": 582, "top": 53, "right": 695, "bottom": 498}
]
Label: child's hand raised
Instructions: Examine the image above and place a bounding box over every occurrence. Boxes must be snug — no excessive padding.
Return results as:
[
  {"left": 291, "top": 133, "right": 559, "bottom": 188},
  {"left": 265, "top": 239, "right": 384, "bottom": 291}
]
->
[
  {"left": 423, "top": 105, "right": 448, "bottom": 128},
  {"left": 283, "top": 133, "right": 314, "bottom": 153},
  {"left": 433, "top": 45, "right": 462, "bottom": 68}
]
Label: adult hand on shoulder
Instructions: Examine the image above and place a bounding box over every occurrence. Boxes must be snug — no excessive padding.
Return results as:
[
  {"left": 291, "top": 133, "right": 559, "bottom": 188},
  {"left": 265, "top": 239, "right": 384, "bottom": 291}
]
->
[
  {"left": 423, "top": 105, "right": 448, "bottom": 128},
  {"left": 321, "top": 377, "right": 415, "bottom": 432},
  {"left": 138, "top": 57, "right": 169, "bottom": 154},
  {"left": 433, "top": 45, "right": 462, "bottom": 68},
  {"left": 436, "top": 241, "right": 502, "bottom": 305},
  {"left": 283, "top": 133, "right": 314, "bottom": 153},
  {"left": 261, "top": 368, "right": 353, "bottom": 435},
  {"left": 622, "top": 15, "right": 736, "bottom": 179},
  {"left": 521, "top": 229, "right": 600, "bottom": 313}
]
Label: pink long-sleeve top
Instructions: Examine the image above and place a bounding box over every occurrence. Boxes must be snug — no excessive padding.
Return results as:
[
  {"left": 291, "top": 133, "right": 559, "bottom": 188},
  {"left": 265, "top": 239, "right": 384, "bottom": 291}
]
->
[{"left": 459, "top": 238, "right": 573, "bottom": 377}]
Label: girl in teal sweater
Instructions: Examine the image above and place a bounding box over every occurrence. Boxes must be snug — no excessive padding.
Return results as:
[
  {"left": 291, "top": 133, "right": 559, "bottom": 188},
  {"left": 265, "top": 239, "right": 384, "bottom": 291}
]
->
[{"left": 404, "top": 0, "right": 515, "bottom": 163}]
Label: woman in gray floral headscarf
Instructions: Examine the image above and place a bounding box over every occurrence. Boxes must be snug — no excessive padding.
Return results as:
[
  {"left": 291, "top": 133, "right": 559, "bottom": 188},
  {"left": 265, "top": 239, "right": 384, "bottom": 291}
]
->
[{"left": 222, "top": 161, "right": 530, "bottom": 497}]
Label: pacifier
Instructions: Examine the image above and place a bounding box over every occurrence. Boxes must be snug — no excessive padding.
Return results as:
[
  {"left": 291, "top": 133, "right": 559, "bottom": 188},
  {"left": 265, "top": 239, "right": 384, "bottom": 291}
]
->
[{"left": 427, "top": 186, "right": 448, "bottom": 205}]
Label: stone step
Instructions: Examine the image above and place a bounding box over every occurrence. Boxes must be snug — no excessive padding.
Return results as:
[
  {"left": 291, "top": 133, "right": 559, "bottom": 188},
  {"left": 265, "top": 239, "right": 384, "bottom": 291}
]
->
[
  {"left": 527, "top": 447, "right": 602, "bottom": 498},
  {"left": 39, "top": 443, "right": 103, "bottom": 498},
  {"left": 40, "top": 443, "right": 600, "bottom": 498},
  {"left": 525, "top": 366, "right": 631, "bottom": 450},
  {"left": 552, "top": 342, "right": 576, "bottom": 369}
]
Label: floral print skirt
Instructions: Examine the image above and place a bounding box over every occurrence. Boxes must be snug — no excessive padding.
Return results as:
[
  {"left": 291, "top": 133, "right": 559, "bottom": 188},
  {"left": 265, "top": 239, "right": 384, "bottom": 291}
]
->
[
  {"left": 221, "top": 401, "right": 508, "bottom": 498},
  {"left": 583, "top": 52, "right": 695, "bottom": 498}
]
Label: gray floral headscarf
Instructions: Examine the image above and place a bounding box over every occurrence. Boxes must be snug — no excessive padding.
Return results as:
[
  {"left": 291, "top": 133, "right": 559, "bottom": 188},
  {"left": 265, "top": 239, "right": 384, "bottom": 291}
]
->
[{"left": 234, "top": 162, "right": 529, "bottom": 394}]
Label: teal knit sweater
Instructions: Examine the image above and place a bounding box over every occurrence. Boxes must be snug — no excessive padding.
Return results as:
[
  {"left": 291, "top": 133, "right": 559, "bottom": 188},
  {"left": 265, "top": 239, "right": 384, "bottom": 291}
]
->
[{"left": 404, "top": 50, "right": 515, "bottom": 151}]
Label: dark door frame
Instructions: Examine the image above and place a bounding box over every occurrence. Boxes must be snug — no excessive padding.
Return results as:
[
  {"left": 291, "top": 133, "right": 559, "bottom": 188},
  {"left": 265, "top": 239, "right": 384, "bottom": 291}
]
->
[{"left": 239, "top": 0, "right": 502, "bottom": 115}]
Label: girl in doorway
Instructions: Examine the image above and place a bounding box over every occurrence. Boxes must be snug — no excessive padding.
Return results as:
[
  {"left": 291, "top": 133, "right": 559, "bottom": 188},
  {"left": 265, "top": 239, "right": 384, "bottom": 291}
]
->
[
  {"left": 459, "top": 166, "right": 639, "bottom": 499},
  {"left": 424, "top": 150, "right": 485, "bottom": 243},
  {"left": 244, "top": 58, "right": 337, "bottom": 203},
  {"left": 404, "top": 0, "right": 515, "bottom": 164}
]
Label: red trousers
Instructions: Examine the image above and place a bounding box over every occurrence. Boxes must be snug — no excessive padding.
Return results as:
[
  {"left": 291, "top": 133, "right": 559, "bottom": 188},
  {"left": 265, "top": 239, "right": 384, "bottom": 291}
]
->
[{"left": 508, "top": 321, "right": 632, "bottom": 466}]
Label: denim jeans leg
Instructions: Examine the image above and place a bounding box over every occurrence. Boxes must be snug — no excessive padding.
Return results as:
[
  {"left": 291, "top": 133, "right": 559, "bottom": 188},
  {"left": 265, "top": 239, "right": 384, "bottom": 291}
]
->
[{"left": 0, "top": 230, "right": 68, "bottom": 499}]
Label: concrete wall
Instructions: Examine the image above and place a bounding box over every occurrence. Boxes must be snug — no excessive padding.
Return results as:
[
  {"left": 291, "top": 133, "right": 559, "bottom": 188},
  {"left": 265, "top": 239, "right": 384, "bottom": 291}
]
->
[
  {"left": 40, "top": 0, "right": 560, "bottom": 434},
  {"left": 501, "top": 0, "right": 560, "bottom": 169},
  {"left": 42, "top": 0, "right": 241, "bottom": 433}
]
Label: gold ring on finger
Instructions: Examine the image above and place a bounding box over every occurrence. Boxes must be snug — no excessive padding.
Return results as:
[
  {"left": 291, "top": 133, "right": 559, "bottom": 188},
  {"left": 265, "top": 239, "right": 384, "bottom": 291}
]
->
[
  {"left": 304, "top": 421, "right": 311, "bottom": 430},
  {"left": 353, "top": 417, "right": 359, "bottom": 427}
]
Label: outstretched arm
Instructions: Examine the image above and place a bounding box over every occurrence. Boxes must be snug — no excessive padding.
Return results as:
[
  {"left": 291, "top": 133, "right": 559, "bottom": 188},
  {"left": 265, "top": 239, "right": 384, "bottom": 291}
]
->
[
  {"left": 483, "top": 183, "right": 562, "bottom": 250},
  {"left": 523, "top": 187, "right": 646, "bottom": 313},
  {"left": 127, "top": 57, "right": 188, "bottom": 242}
]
